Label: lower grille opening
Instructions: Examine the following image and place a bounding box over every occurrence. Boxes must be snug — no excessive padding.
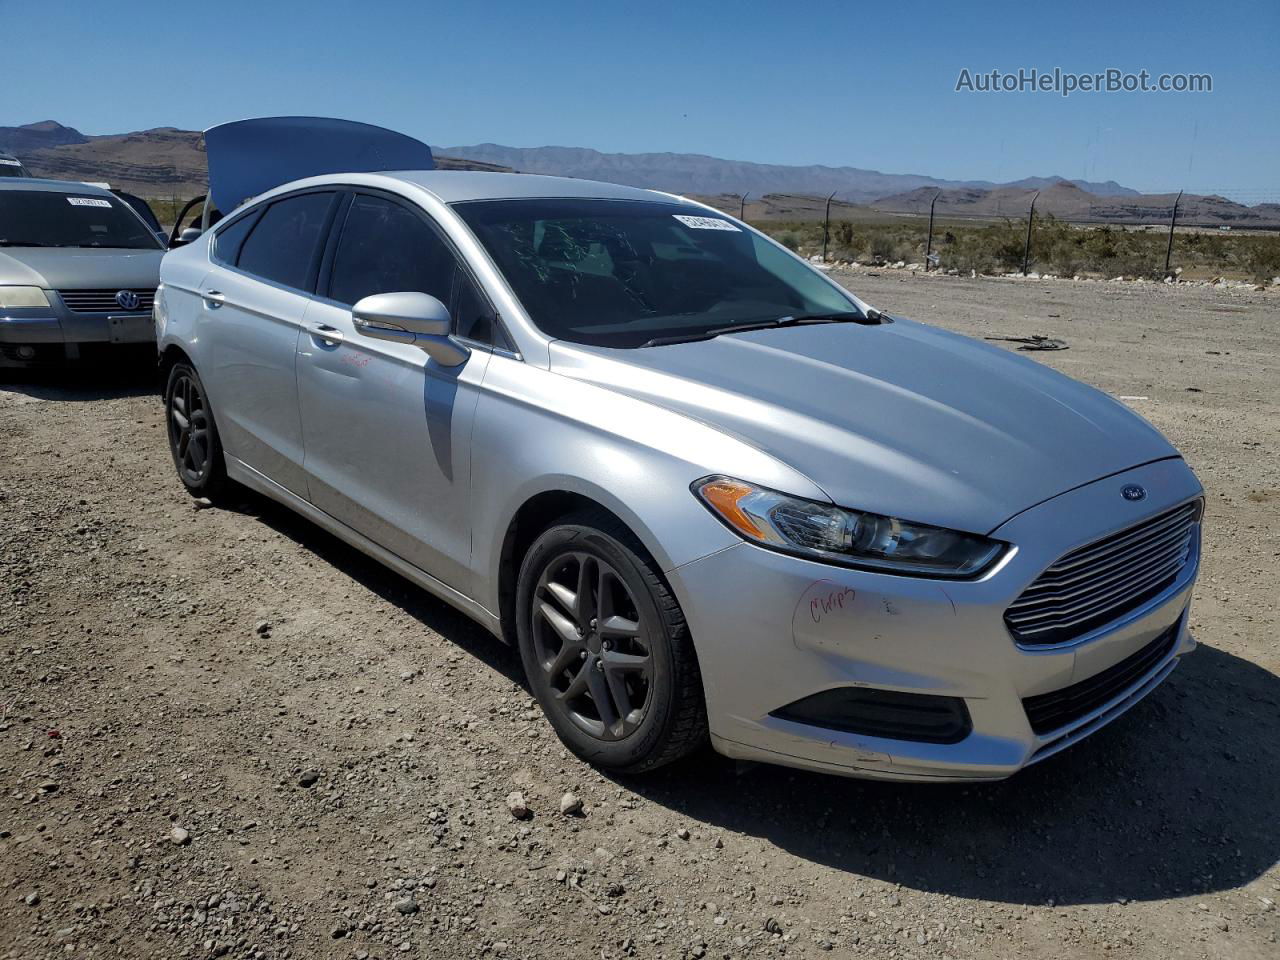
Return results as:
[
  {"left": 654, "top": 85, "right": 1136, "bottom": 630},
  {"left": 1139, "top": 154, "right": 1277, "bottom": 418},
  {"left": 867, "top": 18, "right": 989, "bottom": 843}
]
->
[
  {"left": 772, "top": 688, "right": 972, "bottom": 744},
  {"left": 1023, "top": 621, "right": 1180, "bottom": 735}
]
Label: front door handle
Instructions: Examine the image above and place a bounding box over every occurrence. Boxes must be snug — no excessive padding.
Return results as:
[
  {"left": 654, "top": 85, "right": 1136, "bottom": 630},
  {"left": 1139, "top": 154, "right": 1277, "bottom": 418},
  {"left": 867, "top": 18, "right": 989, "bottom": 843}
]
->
[
  {"left": 201, "top": 290, "right": 225, "bottom": 308},
  {"left": 308, "top": 324, "right": 344, "bottom": 345}
]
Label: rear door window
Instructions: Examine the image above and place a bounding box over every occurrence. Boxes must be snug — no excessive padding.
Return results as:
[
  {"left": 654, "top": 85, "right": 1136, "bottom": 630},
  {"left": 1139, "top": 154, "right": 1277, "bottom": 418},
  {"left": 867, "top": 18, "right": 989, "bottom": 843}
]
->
[{"left": 236, "top": 192, "right": 335, "bottom": 291}]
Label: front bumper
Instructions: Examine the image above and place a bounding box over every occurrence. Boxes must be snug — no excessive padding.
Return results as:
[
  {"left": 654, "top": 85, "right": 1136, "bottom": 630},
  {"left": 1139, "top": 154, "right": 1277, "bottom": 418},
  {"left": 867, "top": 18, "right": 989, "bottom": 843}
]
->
[
  {"left": 0, "top": 297, "right": 154, "bottom": 365},
  {"left": 669, "top": 458, "right": 1202, "bottom": 782}
]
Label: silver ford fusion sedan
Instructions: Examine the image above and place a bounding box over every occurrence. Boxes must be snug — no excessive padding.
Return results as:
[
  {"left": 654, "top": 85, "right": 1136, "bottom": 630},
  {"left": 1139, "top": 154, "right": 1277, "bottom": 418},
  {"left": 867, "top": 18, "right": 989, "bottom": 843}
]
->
[{"left": 156, "top": 170, "right": 1202, "bottom": 781}]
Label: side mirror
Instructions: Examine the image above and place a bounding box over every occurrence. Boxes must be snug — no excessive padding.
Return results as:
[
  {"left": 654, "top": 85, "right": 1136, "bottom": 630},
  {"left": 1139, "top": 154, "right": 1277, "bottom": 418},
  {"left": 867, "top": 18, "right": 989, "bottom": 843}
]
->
[
  {"left": 169, "top": 227, "right": 202, "bottom": 250},
  {"left": 352, "top": 292, "right": 470, "bottom": 367}
]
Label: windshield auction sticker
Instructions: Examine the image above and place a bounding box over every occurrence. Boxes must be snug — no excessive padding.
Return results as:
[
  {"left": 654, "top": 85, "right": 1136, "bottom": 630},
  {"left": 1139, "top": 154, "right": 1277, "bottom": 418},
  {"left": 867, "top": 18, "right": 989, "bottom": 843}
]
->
[
  {"left": 67, "top": 197, "right": 113, "bottom": 208},
  {"left": 673, "top": 214, "right": 741, "bottom": 231}
]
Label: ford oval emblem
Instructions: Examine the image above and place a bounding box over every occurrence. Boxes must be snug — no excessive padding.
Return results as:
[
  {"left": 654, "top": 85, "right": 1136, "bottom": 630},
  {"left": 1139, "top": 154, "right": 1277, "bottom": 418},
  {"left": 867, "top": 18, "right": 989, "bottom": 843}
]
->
[
  {"left": 1121, "top": 484, "right": 1147, "bottom": 502},
  {"left": 115, "top": 290, "right": 141, "bottom": 311}
]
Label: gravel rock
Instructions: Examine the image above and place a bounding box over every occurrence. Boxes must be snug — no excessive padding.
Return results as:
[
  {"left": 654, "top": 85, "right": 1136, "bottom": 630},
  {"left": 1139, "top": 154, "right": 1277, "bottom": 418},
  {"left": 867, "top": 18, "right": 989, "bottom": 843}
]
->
[
  {"left": 394, "top": 897, "right": 420, "bottom": 915},
  {"left": 506, "top": 791, "right": 530, "bottom": 819},
  {"left": 559, "top": 792, "right": 583, "bottom": 816},
  {"left": 169, "top": 827, "right": 190, "bottom": 846}
]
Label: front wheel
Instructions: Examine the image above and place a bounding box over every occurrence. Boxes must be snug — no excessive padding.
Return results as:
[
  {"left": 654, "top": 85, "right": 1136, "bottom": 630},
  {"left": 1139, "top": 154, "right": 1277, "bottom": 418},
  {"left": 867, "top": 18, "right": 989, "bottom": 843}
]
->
[
  {"left": 164, "top": 362, "right": 231, "bottom": 502},
  {"left": 515, "top": 510, "right": 708, "bottom": 773}
]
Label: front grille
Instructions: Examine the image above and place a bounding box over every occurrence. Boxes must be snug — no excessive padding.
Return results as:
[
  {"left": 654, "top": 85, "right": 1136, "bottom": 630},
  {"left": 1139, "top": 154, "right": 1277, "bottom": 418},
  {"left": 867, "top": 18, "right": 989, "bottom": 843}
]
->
[
  {"left": 1022, "top": 622, "right": 1178, "bottom": 735},
  {"left": 1005, "top": 501, "right": 1200, "bottom": 646},
  {"left": 57, "top": 288, "right": 156, "bottom": 314}
]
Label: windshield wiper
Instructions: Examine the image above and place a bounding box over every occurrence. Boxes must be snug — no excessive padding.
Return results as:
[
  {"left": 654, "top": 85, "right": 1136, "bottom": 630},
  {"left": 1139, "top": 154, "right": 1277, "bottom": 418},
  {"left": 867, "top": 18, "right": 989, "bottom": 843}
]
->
[
  {"left": 639, "top": 311, "right": 871, "bottom": 348},
  {"left": 0, "top": 240, "right": 61, "bottom": 247}
]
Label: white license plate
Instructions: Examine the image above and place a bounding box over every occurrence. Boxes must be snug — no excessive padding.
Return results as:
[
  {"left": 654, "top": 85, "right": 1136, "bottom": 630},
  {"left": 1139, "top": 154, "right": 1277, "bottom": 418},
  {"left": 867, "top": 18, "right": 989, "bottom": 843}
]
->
[{"left": 107, "top": 314, "right": 154, "bottom": 344}]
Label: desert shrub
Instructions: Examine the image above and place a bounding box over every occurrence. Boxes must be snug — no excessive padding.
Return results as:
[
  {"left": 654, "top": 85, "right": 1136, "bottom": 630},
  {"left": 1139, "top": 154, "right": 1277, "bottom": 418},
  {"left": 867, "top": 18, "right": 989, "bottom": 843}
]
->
[
  {"left": 1241, "top": 236, "right": 1280, "bottom": 281},
  {"left": 753, "top": 216, "right": 1275, "bottom": 279},
  {"left": 867, "top": 231, "right": 899, "bottom": 261}
]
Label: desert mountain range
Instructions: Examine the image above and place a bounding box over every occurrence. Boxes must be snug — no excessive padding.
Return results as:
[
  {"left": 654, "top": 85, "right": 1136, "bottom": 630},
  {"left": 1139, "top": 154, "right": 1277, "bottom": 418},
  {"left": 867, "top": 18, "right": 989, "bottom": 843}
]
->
[{"left": 3, "top": 121, "right": 1275, "bottom": 227}]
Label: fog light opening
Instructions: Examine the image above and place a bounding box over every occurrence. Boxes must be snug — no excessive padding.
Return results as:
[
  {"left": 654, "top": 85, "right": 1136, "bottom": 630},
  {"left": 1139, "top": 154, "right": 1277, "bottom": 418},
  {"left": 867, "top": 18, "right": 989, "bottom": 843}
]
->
[
  {"left": 15, "top": 345, "right": 37, "bottom": 360},
  {"left": 772, "top": 687, "right": 972, "bottom": 744}
]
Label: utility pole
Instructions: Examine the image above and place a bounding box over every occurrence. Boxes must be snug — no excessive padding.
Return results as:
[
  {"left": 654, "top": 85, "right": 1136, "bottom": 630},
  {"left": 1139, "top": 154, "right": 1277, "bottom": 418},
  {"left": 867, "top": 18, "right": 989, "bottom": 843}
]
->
[
  {"left": 739, "top": 193, "right": 749, "bottom": 221},
  {"left": 1022, "top": 191, "right": 1040, "bottom": 276},
  {"left": 1164, "top": 189, "right": 1183, "bottom": 277},
  {"left": 822, "top": 191, "right": 837, "bottom": 262},
  {"left": 925, "top": 190, "right": 941, "bottom": 270}
]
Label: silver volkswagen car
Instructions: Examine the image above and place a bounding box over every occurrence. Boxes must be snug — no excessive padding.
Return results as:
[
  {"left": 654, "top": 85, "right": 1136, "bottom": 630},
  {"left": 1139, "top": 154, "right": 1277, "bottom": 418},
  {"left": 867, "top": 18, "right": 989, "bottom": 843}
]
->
[
  {"left": 156, "top": 165, "right": 1202, "bottom": 781},
  {"left": 1, "top": 179, "right": 164, "bottom": 366}
]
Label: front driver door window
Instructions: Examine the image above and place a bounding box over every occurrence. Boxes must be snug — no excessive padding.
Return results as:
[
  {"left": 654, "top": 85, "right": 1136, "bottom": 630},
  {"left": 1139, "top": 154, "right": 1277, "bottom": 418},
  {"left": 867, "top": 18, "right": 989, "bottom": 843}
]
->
[
  {"left": 296, "top": 192, "right": 493, "bottom": 591},
  {"left": 328, "top": 196, "right": 456, "bottom": 306}
]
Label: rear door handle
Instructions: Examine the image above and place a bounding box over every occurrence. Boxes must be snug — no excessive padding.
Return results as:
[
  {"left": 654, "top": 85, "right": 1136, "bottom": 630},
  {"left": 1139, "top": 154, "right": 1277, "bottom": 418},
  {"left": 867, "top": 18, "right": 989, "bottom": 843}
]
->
[
  {"left": 201, "top": 290, "right": 225, "bottom": 308},
  {"left": 308, "top": 324, "right": 344, "bottom": 345}
]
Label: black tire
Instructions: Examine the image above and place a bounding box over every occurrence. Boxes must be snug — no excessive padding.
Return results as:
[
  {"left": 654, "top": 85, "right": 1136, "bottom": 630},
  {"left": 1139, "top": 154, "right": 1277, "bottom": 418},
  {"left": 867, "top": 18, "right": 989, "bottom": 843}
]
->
[
  {"left": 164, "top": 362, "right": 231, "bottom": 502},
  {"left": 515, "top": 508, "right": 708, "bottom": 773}
]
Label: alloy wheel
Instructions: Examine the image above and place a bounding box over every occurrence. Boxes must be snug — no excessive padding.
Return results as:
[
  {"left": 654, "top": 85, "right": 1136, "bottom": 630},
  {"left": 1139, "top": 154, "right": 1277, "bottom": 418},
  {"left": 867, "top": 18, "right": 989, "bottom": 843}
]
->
[
  {"left": 531, "top": 551, "right": 653, "bottom": 741},
  {"left": 169, "top": 372, "right": 212, "bottom": 484}
]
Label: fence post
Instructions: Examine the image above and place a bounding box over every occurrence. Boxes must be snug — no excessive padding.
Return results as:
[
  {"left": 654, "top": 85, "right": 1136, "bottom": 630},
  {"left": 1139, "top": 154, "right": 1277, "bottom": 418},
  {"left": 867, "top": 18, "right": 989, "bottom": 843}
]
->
[
  {"left": 822, "top": 191, "right": 837, "bottom": 262},
  {"left": 739, "top": 193, "right": 749, "bottom": 221},
  {"left": 1164, "top": 189, "right": 1183, "bottom": 277},
  {"left": 1021, "top": 190, "right": 1040, "bottom": 275},
  {"left": 925, "top": 190, "right": 941, "bottom": 270}
]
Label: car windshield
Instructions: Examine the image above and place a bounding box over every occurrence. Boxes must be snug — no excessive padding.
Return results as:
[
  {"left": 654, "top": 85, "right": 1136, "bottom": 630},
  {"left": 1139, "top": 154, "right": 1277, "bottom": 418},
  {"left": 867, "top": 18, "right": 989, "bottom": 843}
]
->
[
  {"left": 454, "top": 198, "right": 860, "bottom": 348},
  {"left": 0, "top": 189, "right": 162, "bottom": 249},
  {"left": 0, "top": 159, "right": 27, "bottom": 178}
]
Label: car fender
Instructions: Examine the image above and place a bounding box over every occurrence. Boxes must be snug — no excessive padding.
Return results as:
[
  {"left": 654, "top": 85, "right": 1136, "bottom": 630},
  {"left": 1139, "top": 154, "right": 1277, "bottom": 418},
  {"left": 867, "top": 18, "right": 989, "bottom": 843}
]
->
[{"left": 470, "top": 353, "right": 828, "bottom": 615}]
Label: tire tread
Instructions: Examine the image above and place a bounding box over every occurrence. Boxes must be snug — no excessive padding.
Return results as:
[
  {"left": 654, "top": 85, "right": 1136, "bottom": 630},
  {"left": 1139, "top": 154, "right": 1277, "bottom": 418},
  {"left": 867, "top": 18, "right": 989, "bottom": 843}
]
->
[
  {"left": 522, "top": 507, "right": 709, "bottom": 773},
  {"left": 165, "top": 362, "right": 233, "bottom": 504}
]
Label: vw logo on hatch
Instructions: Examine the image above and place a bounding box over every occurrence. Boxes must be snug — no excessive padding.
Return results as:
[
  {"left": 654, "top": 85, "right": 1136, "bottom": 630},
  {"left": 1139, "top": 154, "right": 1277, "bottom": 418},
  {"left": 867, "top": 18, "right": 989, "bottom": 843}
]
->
[
  {"left": 115, "top": 290, "right": 141, "bottom": 311},
  {"left": 1121, "top": 484, "right": 1147, "bottom": 502}
]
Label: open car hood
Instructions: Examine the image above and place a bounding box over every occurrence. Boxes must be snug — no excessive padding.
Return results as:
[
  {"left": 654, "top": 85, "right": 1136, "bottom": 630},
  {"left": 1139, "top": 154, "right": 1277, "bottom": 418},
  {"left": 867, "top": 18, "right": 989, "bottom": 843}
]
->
[{"left": 204, "top": 117, "right": 434, "bottom": 212}]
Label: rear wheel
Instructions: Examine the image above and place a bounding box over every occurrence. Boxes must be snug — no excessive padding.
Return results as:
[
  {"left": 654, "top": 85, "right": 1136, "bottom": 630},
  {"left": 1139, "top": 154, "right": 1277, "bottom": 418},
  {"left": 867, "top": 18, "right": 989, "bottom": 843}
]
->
[
  {"left": 516, "top": 510, "right": 708, "bottom": 773},
  {"left": 165, "top": 362, "right": 230, "bottom": 502}
]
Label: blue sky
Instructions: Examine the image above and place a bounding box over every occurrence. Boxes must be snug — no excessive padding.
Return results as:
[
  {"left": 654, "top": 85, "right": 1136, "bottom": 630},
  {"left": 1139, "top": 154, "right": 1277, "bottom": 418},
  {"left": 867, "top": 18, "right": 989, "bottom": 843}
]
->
[{"left": 9, "top": 0, "right": 1277, "bottom": 199}]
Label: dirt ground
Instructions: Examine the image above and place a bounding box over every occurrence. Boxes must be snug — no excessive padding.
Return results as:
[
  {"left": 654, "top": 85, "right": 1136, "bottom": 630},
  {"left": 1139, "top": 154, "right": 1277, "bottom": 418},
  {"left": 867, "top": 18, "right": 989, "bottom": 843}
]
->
[{"left": 2, "top": 271, "right": 1277, "bottom": 960}]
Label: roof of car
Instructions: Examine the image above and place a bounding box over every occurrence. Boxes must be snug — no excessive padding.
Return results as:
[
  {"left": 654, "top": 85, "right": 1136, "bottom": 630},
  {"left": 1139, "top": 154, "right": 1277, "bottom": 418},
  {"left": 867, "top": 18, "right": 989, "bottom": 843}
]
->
[
  {"left": 0, "top": 177, "right": 112, "bottom": 195},
  {"left": 380, "top": 170, "right": 681, "bottom": 205}
]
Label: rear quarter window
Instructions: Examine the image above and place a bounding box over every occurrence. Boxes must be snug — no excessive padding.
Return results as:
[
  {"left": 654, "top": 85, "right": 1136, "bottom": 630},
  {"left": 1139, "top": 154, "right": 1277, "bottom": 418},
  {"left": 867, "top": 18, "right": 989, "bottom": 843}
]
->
[{"left": 212, "top": 210, "right": 261, "bottom": 266}]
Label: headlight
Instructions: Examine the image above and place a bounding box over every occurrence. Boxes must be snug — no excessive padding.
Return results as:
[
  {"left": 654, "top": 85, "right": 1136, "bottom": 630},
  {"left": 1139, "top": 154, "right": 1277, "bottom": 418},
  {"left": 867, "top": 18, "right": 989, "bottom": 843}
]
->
[
  {"left": 0, "top": 286, "right": 51, "bottom": 308},
  {"left": 694, "top": 476, "right": 1005, "bottom": 578}
]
